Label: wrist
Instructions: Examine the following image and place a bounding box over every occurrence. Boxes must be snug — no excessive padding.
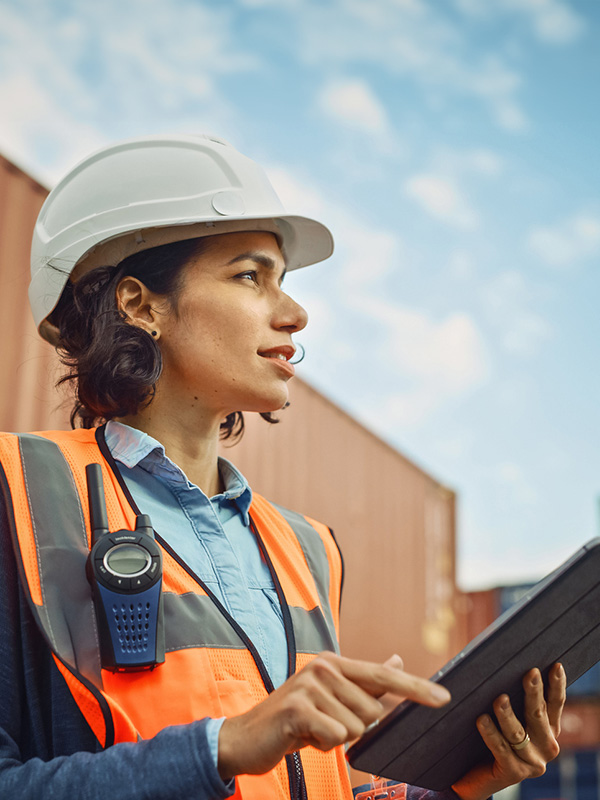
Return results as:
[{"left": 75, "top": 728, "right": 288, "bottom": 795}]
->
[{"left": 217, "top": 717, "right": 237, "bottom": 782}]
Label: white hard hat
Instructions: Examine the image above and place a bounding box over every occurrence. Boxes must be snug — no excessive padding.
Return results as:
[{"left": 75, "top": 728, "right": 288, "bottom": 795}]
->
[{"left": 30, "top": 133, "right": 334, "bottom": 342}]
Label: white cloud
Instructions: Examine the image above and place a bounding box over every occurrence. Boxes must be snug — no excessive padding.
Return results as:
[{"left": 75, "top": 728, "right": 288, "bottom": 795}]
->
[
  {"left": 236, "top": 0, "right": 286, "bottom": 6},
  {"left": 528, "top": 214, "right": 600, "bottom": 268},
  {"left": 455, "top": 0, "right": 585, "bottom": 45},
  {"left": 492, "top": 100, "right": 529, "bottom": 133},
  {"left": 465, "top": 149, "right": 503, "bottom": 177},
  {"left": 481, "top": 271, "right": 553, "bottom": 358},
  {"left": 429, "top": 146, "right": 504, "bottom": 179},
  {"left": 318, "top": 78, "right": 389, "bottom": 135},
  {"left": 292, "top": 0, "right": 529, "bottom": 133},
  {"left": 386, "top": 308, "right": 489, "bottom": 389},
  {"left": 406, "top": 173, "right": 479, "bottom": 229},
  {"left": 501, "top": 314, "right": 552, "bottom": 357},
  {"left": 267, "top": 164, "right": 401, "bottom": 287},
  {"left": 466, "top": 57, "right": 529, "bottom": 132},
  {"left": 266, "top": 166, "right": 329, "bottom": 218},
  {"left": 500, "top": 0, "right": 585, "bottom": 45},
  {"left": 357, "top": 299, "right": 491, "bottom": 425},
  {"left": 0, "top": 73, "right": 107, "bottom": 185},
  {"left": 447, "top": 250, "right": 476, "bottom": 280},
  {"left": 0, "top": 0, "right": 254, "bottom": 182}
]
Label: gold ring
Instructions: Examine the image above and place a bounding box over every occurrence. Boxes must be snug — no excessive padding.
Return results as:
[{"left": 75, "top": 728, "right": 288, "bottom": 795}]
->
[{"left": 510, "top": 732, "right": 531, "bottom": 751}]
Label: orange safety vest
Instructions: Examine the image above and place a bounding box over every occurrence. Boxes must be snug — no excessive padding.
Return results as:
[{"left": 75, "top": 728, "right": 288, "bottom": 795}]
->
[{"left": 0, "top": 427, "right": 352, "bottom": 800}]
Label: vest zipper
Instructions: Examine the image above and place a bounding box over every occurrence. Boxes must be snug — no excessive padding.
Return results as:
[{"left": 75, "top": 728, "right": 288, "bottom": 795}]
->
[
  {"left": 97, "top": 426, "right": 310, "bottom": 798},
  {"left": 292, "top": 750, "right": 309, "bottom": 800},
  {"left": 252, "top": 521, "right": 308, "bottom": 800}
]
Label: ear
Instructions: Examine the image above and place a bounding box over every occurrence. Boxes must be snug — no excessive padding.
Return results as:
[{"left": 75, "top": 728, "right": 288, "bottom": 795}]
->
[{"left": 116, "top": 277, "right": 162, "bottom": 339}]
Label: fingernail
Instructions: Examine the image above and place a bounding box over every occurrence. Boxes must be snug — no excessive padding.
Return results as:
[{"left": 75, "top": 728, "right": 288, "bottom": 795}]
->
[
  {"left": 556, "top": 663, "right": 565, "bottom": 678},
  {"left": 500, "top": 697, "right": 510, "bottom": 711},
  {"left": 531, "top": 673, "right": 539, "bottom": 686},
  {"left": 386, "top": 654, "right": 403, "bottom": 669},
  {"left": 431, "top": 685, "right": 451, "bottom": 704},
  {"left": 478, "top": 715, "right": 491, "bottom": 728}
]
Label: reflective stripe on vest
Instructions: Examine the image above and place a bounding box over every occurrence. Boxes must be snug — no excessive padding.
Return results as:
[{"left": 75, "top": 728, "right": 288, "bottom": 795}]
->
[{"left": 0, "top": 429, "right": 351, "bottom": 800}]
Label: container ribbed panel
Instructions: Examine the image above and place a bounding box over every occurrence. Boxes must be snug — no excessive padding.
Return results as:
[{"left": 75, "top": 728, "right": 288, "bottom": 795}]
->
[{"left": 0, "top": 155, "right": 69, "bottom": 432}]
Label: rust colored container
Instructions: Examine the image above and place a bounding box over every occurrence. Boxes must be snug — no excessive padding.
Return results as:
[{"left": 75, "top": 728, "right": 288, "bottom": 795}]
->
[
  {"left": 559, "top": 702, "right": 600, "bottom": 750},
  {"left": 0, "top": 155, "right": 68, "bottom": 432}
]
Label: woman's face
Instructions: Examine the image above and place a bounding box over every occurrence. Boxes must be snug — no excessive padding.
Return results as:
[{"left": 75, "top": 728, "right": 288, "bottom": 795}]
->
[{"left": 155, "top": 231, "right": 308, "bottom": 419}]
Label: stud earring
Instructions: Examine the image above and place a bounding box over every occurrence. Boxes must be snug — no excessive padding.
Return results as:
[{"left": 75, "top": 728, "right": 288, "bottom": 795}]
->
[{"left": 151, "top": 330, "right": 157, "bottom": 337}]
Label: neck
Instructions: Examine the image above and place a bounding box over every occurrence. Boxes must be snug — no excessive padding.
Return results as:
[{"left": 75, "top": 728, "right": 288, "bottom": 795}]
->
[{"left": 116, "top": 395, "right": 225, "bottom": 497}]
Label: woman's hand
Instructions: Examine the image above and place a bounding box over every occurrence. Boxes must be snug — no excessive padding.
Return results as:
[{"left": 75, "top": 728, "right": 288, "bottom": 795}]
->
[
  {"left": 452, "top": 663, "right": 566, "bottom": 800},
  {"left": 217, "top": 651, "right": 450, "bottom": 781}
]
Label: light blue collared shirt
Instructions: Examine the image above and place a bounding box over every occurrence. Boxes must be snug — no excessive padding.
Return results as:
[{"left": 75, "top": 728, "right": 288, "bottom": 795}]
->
[{"left": 103, "top": 421, "right": 289, "bottom": 766}]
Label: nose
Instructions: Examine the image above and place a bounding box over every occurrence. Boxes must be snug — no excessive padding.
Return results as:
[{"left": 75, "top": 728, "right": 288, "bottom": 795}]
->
[{"left": 273, "top": 290, "right": 308, "bottom": 333}]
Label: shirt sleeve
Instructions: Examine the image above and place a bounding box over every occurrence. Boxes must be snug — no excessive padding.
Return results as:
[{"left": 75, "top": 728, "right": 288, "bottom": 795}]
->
[{"left": 0, "top": 488, "right": 235, "bottom": 800}]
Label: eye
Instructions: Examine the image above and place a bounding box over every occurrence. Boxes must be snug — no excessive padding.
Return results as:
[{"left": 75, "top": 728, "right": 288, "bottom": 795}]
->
[{"left": 235, "top": 270, "right": 259, "bottom": 284}]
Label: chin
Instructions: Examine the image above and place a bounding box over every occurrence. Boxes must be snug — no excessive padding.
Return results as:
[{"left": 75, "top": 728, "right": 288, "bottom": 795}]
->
[{"left": 243, "top": 390, "right": 291, "bottom": 415}]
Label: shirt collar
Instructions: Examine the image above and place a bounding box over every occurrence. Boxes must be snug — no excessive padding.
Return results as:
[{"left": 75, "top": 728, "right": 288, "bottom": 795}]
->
[{"left": 104, "top": 420, "right": 252, "bottom": 523}]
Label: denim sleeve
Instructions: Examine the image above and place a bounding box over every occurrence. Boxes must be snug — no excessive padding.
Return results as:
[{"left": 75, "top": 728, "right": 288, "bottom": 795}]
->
[
  {"left": 0, "top": 720, "right": 236, "bottom": 800},
  {"left": 0, "top": 490, "right": 235, "bottom": 800}
]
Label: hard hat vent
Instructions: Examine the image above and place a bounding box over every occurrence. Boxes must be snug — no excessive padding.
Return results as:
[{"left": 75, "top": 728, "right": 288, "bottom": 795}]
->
[{"left": 211, "top": 191, "right": 246, "bottom": 216}]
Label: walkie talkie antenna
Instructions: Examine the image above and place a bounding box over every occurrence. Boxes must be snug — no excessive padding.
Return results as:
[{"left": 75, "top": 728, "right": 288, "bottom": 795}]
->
[{"left": 85, "top": 464, "right": 109, "bottom": 547}]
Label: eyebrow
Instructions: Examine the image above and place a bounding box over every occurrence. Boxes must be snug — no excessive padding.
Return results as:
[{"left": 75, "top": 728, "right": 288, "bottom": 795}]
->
[{"left": 226, "top": 252, "right": 287, "bottom": 283}]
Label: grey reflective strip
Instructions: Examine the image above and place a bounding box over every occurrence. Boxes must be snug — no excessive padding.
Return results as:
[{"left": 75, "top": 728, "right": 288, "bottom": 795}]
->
[
  {"left": 272, "top": 504, "right": 340, "bottom": 655},
  {"left": 164, "top": 592, "right": 247, "bottom": 651},
  {"left": 163, "top": 593, "right": 335, "bottom": 654},
  {"left": 289, "top": 606, "right": 338, "bottom": 654},
  {"left": 18, "top": 434, "right": 102, "bottom": 684}
]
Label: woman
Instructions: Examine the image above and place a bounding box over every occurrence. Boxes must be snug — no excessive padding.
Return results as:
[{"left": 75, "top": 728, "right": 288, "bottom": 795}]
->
[{"left": 0, "top": 134, "right": 565, "bottom": 799}]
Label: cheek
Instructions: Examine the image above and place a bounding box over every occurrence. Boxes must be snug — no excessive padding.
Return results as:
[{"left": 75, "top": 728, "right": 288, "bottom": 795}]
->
[
  {"left": 166, "top": 319, "right": 257, "bottom": 375},
  {"left": 162, "top": 293, "right": 265, "bottom": 375}
]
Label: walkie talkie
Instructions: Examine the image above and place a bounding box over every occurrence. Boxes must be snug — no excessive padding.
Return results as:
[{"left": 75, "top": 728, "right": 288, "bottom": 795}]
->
[{"left": 85, "top": 463, "right": 165, "bottom": 671}]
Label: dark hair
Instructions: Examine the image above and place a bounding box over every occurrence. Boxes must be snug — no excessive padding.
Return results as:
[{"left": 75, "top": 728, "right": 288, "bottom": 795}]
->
[{"left": 50, "top": 237, "right": 281, "bottom": 439}]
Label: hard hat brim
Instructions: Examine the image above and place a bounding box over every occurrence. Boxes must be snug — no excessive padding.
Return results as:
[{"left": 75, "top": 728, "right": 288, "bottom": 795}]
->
[{"left": 33, "top": 213, "right": 333, "bottom": 345}]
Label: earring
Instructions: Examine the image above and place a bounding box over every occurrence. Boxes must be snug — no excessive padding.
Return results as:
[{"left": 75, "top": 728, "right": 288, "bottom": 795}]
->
[{"left": 151, "top": 330, "right": 157, "bottom": 337}]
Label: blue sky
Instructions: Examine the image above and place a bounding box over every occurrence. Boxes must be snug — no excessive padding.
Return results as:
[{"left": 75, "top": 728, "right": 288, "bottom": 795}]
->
[{"left": 1, "top": 0, "right": 599, "bottom": 588}]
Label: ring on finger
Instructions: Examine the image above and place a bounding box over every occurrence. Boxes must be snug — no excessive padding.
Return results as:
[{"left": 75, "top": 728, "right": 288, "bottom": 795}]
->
[{"left": 510, "top": 732, "right": 531, "bottom": 751}]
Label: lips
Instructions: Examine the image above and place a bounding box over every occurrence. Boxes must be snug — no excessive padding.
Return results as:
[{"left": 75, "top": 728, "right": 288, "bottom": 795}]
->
[
  {"left": 258, "top": 346, "right": 295, "bottom": 362},
  {"left": 258, "top": 345, "right": 296, "bottom": 376}
]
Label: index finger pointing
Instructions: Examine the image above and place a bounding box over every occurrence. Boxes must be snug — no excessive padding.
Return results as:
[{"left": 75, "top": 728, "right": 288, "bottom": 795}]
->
[{"left": 333, "top": 654, "right": 451, "bottom": 707}]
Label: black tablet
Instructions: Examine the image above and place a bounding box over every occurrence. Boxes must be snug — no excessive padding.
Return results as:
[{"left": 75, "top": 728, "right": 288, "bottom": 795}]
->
[{"left": 347, "top": 537, "right": 600, "bottom": 790}]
